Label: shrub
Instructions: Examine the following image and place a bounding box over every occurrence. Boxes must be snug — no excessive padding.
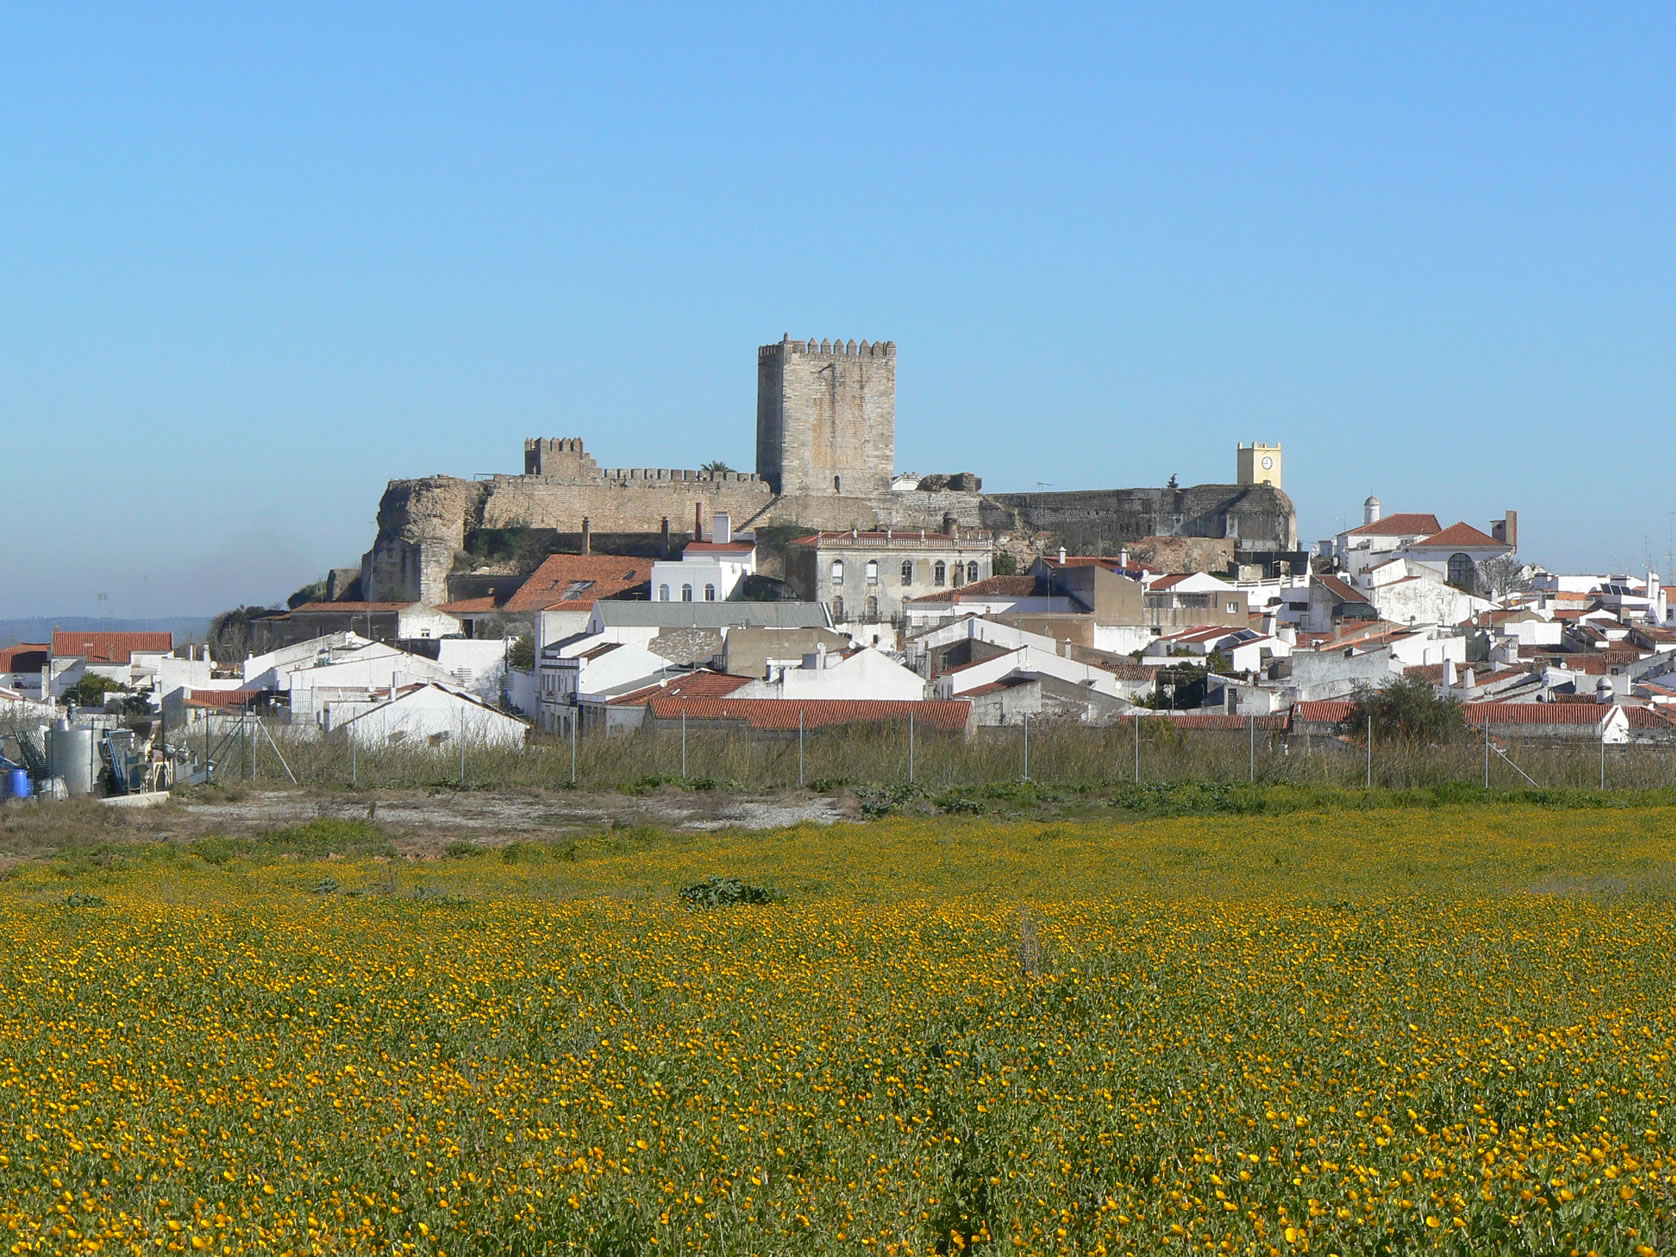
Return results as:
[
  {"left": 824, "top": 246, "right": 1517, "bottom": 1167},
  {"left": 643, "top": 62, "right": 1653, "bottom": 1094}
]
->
[{"left": 678, "top": 876, "right": 781, "bottom": 909}]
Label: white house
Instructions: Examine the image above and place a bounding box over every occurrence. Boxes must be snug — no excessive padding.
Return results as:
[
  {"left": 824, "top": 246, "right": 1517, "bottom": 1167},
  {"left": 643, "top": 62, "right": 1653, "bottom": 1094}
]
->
[
  {"left": 1364, "top": 560, "right": 1494, "bottom": 627},
  {"left": 536, "top": 639, "right": 676, "bottom": 733},
  {"left": 730, "top": 646, "right": 927, "bottom": 701},
  {"left": 1334, "top": 513, "right": 1443, "bottom": 584},
  {"left": 0, "top": 644, "right": 49, "bottom": 699},
  {"left": 934, "top": 644, "right": 1126, "bottom": 700},
  {"left": 334, "top": 682, "right": 529, "bottom": 749},
  {"left": 651, "top": 514, "right": 757, "bottom": 603}
]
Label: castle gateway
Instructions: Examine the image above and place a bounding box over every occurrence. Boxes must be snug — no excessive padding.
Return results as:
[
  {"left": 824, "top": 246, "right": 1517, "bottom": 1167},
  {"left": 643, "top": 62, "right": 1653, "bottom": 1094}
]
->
[{"left": 356, "top": 336, "right": 1298, "bottom": 604}]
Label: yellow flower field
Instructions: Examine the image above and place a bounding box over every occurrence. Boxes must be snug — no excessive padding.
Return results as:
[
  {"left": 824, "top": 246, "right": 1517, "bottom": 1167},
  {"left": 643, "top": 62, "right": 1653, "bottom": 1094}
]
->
[{"left": 1, "top": 803, "right": 1674, "bottom": 1255}]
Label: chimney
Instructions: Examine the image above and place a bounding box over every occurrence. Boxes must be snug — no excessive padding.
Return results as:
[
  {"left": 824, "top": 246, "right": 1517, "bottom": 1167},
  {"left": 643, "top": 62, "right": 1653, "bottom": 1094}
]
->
[
  {"left": 1442, "top": 657, "right": 1457, "bottom": 690},
  {"left": 942, "top": 512, "right": 957, "bottom": 537},
  {"left": 660, "top": 516, "right": 671, "bottom": 558},
  {"left": 1118, "top": 546, "right": 1130, "bottom": 568},
  {"left": 1462, "top": 666, "right": 1475, "bottom": 691},
  {"left": 694, "top": 502, "right": 703, "bottom": 542},
  {"left": 581, "top": 517, "right": 592, "bottom": 556},
  {"left": 714, "top": 512, "right": 732, "bottom": 545},
  {"left": 1058, "top": 546, "right": 1067, "bottom": 564}
]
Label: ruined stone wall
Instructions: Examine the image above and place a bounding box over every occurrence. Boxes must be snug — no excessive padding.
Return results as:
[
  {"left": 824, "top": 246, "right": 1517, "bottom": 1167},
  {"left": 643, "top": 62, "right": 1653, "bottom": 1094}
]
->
[
  {"left": 985, "top": 483, "right": 1297, "bottom": 555},
  {"left": 756, "top": 337, "right": 895, "bottom": 498},
  {"left": 360, "top": 477, "right": 489, "bottom": 605}
]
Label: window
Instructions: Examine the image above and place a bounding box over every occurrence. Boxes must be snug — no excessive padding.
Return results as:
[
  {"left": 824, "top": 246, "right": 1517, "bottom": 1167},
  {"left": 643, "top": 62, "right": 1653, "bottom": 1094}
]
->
[
  {"left": 866, "top": 560, "right": 879, "bottom": 586},
  {"left": 830, "top": 559, "right": 844, "bottom": 585},
  {"left": 832, "top": 595, "right": 845, "bottom": 622},
  {"left": 933, "top": 561, "right": 946, "bottom": 586},
  {"left": 1447, "top": 552, "right": 1475, "bottom": 591},
  {"left": 704, "top": 584, "right": 716, "bottom": 601},
  {"left": 1226, "top": 601, "right": 1239, "bottom": 614},
  {"left": 866, "top": 595, "right": 879, "bottom": 620},
  {"left": 681, "top": 584, "right": 693, "bottom": 602},
  {"left": 834, "top": 475, "right": 842, "bottom": 493},
  {"left": 659, "top": 584, "right": 670, "bottom": 601},
  {"left": 967, "top": 562, "right": 979, "bottom": 583},
  {"left": 901, "top": 560, "right": 913, "bottom": 585}
]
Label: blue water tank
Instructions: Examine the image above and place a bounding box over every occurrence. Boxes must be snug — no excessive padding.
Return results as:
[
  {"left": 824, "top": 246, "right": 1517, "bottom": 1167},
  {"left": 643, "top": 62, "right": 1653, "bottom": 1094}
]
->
[{"left": 3, "top": 769, "right": 28, "bottom": 800}]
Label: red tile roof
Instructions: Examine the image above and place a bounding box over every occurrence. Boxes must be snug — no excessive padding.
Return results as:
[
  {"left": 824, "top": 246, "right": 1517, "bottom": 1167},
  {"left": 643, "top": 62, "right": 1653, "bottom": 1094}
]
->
[
  {"left": 437, "top": 596, "right": 499, "bottom": 614},
  {"left": 1462, "top": 701, "right": 1611, "bottom": 726},
  {"left": 683, "top": 541, "right": 757, "bottom": 553},
  {"left": 51, "top": 631, "right": 172, "bottom": 663},
  {"left": 0, "top": 643, "right": 49, "bottom": 671},
  {"left": 185, "top": 689, "right": 261, "bottom": 709},
  {"left": 1294, "top": 700, "right": 1357, "bottom": 725},
  {"left": 907, "top": 575, "right": 1038, "bottom": 604},
  {"left": 1625, "top": 706, "right": 1676, "bottom": 730},
  {"left": 647, "top": 697, "right": 972, "bottom": 731},
  {"left": 1344, "top": 513, "right": 1441, "bottom": 538},
  {"left": 1411, "top": 522, "right": 1507, "bottom": 549},
  {"left": 606, "top": 671, "right": 753, "bottom": 706},
  {"left": 1154, "top": 713, "right": 1288, "bottom": 730},
  {"left": 1314, "top": 573, "right": 1367, "bottom": 603},
  {"left": 503, "top": 555, "right": 653, "bottom": 613}
]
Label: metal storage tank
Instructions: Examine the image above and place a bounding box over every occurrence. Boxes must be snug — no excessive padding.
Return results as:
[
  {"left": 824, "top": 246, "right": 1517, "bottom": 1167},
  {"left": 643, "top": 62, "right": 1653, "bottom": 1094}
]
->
[{"left": 48, "top": 726, "right": 99, "bottom": 796}]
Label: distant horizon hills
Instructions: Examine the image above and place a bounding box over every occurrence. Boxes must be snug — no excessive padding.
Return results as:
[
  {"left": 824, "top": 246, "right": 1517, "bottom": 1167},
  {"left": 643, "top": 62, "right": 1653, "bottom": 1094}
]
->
[{"left": 0, "top": 616, "right": 215, "bottom": 646}]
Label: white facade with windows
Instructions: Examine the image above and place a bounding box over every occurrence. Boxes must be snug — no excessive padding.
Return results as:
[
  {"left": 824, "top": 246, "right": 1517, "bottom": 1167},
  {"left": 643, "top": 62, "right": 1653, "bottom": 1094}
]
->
[{"left": 787, "top": 530, "right": 996, "bottom": 627}]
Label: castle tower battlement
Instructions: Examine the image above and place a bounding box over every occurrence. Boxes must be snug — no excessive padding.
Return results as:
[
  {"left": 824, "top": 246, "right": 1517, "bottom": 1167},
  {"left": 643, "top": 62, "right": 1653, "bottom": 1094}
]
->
[{"left": 756, "top": 334, "right": 895, "bottom": 497}]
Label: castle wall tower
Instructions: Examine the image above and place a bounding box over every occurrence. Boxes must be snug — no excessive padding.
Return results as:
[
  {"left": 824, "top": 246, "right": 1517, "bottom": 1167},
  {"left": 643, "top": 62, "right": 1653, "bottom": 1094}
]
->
[
  {"left": 1236, "top": 442, "right": 1283, "bottom": 490},
  {"left": 756, "top": 336, "right": 895, "bottom": 497}
]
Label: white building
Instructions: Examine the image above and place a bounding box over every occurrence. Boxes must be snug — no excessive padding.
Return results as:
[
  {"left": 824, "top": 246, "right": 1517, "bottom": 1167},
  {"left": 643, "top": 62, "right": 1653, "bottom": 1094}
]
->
[
  {"left": 651, "top": 513, "right": 757, "bottom": 603},
  {"left": 334, "top": 682, "right": 529, "bottom": 749},
  {"left": 731, "top": 646, "right": 926, "bottom": 701}
]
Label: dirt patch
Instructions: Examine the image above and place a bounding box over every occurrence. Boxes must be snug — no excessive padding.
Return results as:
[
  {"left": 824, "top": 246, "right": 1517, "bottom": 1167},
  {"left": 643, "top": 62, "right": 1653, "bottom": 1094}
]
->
[{"left": 0, "top": 785, "right": 849, "bottom": 865}]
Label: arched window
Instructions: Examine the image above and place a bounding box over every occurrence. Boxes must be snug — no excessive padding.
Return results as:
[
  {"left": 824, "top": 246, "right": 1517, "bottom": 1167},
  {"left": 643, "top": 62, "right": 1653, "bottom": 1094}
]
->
[
  {"left": 704, "top": 584, "right": 716, "bottom": 601},
  {"left": 865, "top": 560, "right": 879, "bottom": 586},
  {"left": 865, "top": 595, "right": 879, "bottom": 620},
  {"left": 833, "top": 475, "right": 842, "bottom": 493},
  {"left": 901, "top": 560, "right": 913, "bottom": 585},
  {"left": 681, "top": 584, "right": 693, "bottom": 602},
  {"left": 933, "top": 561, "right": 946, "bottom": 586},
  {"left": 1446, "top": 552, "right": 1474, "bottom": 591},
  {"left": 831, "top": 595, "right": 845, "bottom": 622},
  {"left": 830, "top": 559, "right": 844, "bottom": 585},
  {"left": 659, "top": 584, "right": 670, "bottom": 601},
  {"left": 967, "top": 561, "right": 979, "bottom": 583}
]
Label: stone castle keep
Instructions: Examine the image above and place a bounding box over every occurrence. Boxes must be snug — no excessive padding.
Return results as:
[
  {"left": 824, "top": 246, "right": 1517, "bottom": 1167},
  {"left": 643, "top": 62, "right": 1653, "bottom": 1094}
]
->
[{"left": 358, "top": 336, "right": 1298, "bottom": 604}]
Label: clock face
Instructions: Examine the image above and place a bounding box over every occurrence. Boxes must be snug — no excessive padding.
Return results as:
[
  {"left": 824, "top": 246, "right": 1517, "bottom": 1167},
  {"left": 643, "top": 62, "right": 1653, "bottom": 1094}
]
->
[{"left": 1261, "top": 456, "right": 1274, "bottom": 470}]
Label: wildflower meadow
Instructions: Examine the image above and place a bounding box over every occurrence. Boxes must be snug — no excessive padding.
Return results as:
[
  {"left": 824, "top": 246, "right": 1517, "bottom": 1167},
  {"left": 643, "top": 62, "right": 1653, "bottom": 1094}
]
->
[{"left": 1, "top": 801, "right": 1674, "bottom": 1255}]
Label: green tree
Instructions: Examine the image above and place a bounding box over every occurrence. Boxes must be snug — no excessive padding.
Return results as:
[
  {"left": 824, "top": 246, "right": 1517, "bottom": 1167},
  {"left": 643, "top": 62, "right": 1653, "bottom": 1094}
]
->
[
  {"left": 1344, "top": 675, "right": 1467, "bottom": 745},
  {"left": 62, "top": 674, "right": 127, "bottom": 708},
  {"left": 994, "top": 552, "right": 1019, "bottom": 576},
  {"left": 507, "top": 635, "right": 535, "bottom": 670},
  {"left": 701, "top": 460, "right": 733, "bottom": 475}
]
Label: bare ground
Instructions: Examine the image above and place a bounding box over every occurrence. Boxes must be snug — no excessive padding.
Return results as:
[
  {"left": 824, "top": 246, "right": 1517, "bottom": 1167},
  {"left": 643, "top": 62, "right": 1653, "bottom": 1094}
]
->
[{"left": 0, "top": 786, "right": 851, "bottom": 867}]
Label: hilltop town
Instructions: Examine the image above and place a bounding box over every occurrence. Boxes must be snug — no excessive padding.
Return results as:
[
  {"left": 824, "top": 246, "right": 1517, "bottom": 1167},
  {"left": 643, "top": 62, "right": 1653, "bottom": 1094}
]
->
[{"left": 1, "top": 334, "right": 1669, "bottom": 793}]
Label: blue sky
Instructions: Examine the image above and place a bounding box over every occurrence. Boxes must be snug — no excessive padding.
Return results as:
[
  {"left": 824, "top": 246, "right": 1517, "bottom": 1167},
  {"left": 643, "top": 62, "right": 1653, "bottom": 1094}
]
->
[{"left": 3, "top": 4, "right": 1672, "bottom": 618}]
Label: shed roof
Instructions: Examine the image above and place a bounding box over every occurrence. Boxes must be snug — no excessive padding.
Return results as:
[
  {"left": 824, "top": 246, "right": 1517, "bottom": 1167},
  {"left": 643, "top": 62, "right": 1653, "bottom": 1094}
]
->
[{"left": 51, "top": 630, "right": 172, "bottom": 663}]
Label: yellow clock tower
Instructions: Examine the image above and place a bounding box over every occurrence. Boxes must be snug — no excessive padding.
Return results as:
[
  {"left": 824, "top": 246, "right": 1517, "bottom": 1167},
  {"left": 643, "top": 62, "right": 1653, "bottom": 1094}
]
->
[{"left": 1236, "top": 442, "right": 1282, "bottom": 490}]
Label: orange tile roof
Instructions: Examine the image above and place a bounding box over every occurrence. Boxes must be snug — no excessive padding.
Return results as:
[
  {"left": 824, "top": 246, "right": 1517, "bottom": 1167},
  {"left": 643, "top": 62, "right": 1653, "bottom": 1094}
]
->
[
  {"left": 51, "top": 631, "right": 172, "bottom": 663},
  {"left": 503, "top": 555, "right": 653, "bottom": 613},
  {"left": 606, "top": 671, "right": 753, "bottom": 706},
  {"left": 1344, "top": 513, "right": 1441, "bottom": 537},
  {"left": 0, "top": 643, "right": 49, "bottom": 671},
  {"left": 1294, "top": 700, "right": 1356, "bottom": 725},
  {"left": 1462, "top": 702, "right": 1611, "bottom": 725},
  {"left": 437, "top": 597, "right": 499, "bottom": 614},
  {"left": 683, "top": 541, "right": 756, "bottom": 554},
  {"left": 1155, "top": 713, "right": 1288, "bottom": 730},
  {"left": 1411, "top": 522, "right": 1507, "bottom": 548},
  {"left": 1313, "top": 573, "right": 1366, "bottom": 603},
  {"left": 907, "top": 575, "right": 1038, "bottom": 604},
  {"left": 185, "top": 689, "right": 261, "bottom": 709},
  {"left": 646, "top": 697, "right": 972, "bottom": 731}
]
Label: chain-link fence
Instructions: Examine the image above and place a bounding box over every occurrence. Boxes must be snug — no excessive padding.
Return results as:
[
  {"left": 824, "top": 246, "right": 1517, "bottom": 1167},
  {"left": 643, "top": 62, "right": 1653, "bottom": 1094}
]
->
[{"left": 186, "top": 713, "right": 1676, "bottom": 795}]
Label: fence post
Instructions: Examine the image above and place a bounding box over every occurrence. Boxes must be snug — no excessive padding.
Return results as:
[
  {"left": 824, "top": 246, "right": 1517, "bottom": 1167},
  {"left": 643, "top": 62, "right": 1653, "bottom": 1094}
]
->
[
  {"left": 1366, "top": 711, "right": 1372, "bottom": 789},
  {"left": 681, "top": 711, "right": 687, "bottom": 780},
  {"left": 459, "top": 708, "right": 467, "bottom": 788},
  {"left": 1483, "top": 719, "right": 1490, "bottom": 789},
  {"left": 798, "top": 710, "right": 804, "bottom": 788},
  {"left": 1022, "top": 713, "right": 1030, "bottom": 782},
  {"left": 569, "top": 712, "right": 577, "bottom": 787},
  {"left": 1248, "top": 714, "right": 1255, "bottom": 783},
  {"left": 909, "top": 713, "right": 915, "bottom": 785},
  {"left": 1601, "top": 722, "right": 1607, "bottom": 790},
  {"left": 351, "top": 727, "right": 357, "bottom": 789}
]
